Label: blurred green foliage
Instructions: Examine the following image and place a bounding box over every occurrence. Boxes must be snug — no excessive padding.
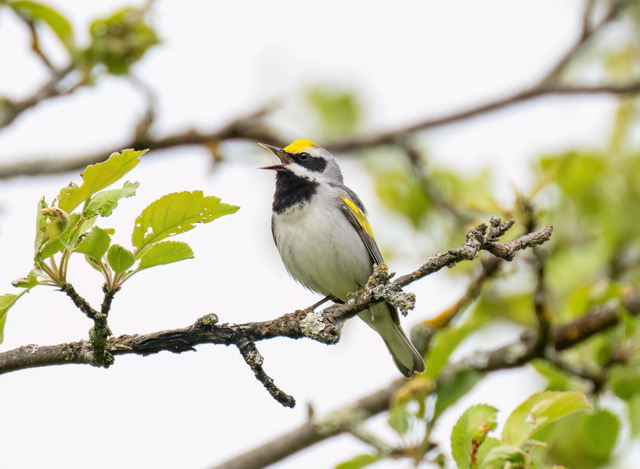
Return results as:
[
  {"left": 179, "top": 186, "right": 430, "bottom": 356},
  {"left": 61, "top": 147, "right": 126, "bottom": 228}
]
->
[
  {"left": 80, "top": 7, "right": 159, "bottom": 75},
  {"left": 4, "top": 1, "right": 159, "bottom": 76},
  {"left": 306, "top": 86, "right": 361, "bottom": 139},
  {"left": 300, "top": 73, "right": 640, "bottom": 466}
]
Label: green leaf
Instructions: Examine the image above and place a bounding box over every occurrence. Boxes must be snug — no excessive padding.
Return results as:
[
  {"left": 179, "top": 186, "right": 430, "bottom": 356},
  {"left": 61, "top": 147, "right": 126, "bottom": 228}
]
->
[
  {"left": 107, "top": 244, "right": 135, "bottom": 274},
  {"left": 61, "top": 214, "right": 96, "bottom": 251},
  {"left": 75, "top": 226, "right": 111, "bottom": 260},
  {"left": 541, "top": 410, "right": 620, "bottom": 468},
  {"left": 334, "top": 453, "right": 380, "bottom": 469},
  {"left": 0, "top": 292, "right": 28, "bottom": 343},
  {"left": 502, "top": 391, "right": 591, "bottom": 447},
  {"left": 57, "top": 149, "right": 146, "bottom": 213},
  {"left": 39, "top": 239, "right": 63, "bottom": 259},
  {"left": 35, "top": 205, "right": 68, "bottom": 259},
  {"left": 424, "top": 317, "right": 484, "bottom": 380},
  {"left": 451, "top": 404, "right": 498, "bottom": 469},
  {"left": 132, "top": 191, "right": 239, "bottom": 255},
  {"left": 0, "top": 307, "right": 6, "bottom": 344},
  {"left": 83, "top": 181, "right": 139, "bottom": 217},
  {"left": 478, "top": 445, "right": 527, "bottom": 469},
  {"left": 137, "top": 241, "right": 193, "bottom": 271},
  {"left": 34, "top": 197, "right": 48, "bottom": 255},
  {"left": 387, "top": 405, "right": 410, "bottom": 435},
  {"left": 475, "top": 437, "right": 501, "bottom": 468},
  {"left": 580, "top": 410, "right": 619, "bottom": 459},
  {"left": 10, "top": 1, "right": 74, "bottom": 51},
  {"left": 12, "top": 270, "right": 40, "bottom": 288}
]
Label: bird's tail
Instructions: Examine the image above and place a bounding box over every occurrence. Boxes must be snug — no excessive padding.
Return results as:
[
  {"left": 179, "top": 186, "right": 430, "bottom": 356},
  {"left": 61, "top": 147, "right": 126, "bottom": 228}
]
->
[{"left": 358, "top": 302, "right": 426, "bottom": 378}]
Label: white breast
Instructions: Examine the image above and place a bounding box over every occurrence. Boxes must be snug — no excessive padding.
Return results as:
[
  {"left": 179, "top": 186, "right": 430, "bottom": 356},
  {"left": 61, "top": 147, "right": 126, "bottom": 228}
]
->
[{"left": 272, "top": 185, "right": 373, "bottom": 300}]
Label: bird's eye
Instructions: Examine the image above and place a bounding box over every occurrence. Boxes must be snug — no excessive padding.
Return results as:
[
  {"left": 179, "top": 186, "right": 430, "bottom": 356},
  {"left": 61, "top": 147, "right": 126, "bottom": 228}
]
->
[{"left": 298, "top": 152, "right": 310, "bottom": 160}]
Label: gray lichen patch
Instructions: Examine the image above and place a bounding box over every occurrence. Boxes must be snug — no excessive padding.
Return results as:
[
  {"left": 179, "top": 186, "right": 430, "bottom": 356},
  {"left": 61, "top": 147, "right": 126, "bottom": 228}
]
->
[{"left": 301, "top": 311, "right": 341, "bottom": 344}]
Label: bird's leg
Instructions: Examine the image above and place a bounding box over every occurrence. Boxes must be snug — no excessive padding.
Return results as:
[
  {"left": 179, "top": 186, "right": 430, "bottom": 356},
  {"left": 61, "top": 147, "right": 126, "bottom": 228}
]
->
[
  {"left": 303, "top": 295, "right": 333, "bottom": 313},
  {"left": 346, "top": 289, "right": 371, "bottom": 319}
]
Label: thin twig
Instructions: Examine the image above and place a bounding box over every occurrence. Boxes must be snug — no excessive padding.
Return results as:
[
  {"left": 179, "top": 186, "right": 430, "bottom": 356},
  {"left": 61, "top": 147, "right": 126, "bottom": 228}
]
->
[
  {"left": 59, "top": 282, "right": 113, "bottom": 367},
  {"left": 236, "top": 334, "right": 295, "bottom": 408}
]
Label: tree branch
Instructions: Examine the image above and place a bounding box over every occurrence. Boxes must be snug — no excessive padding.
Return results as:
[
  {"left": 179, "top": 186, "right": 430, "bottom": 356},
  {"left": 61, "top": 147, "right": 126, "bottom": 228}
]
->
[
  {"left": 213, "top": 288, "right": 640, "bottom": 469},
  {"left": 59, "top": 282, "right": 113, "bottom": 367},
  {"left": 0, "top": 0, "right": 636, "bottom": 179},
  {"left": 0, "top": 219, "right": 551, "bottom": 403}
]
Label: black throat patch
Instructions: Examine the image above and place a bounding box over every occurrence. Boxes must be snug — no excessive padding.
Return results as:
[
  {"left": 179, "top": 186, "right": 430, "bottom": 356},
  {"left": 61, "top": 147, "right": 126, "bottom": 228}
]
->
[{"left": 273, "top": 171, "right": 318, "bottom": 213}]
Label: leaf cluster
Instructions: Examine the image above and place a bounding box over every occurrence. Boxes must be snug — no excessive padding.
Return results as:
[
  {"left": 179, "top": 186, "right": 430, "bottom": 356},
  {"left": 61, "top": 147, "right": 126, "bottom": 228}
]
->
[
  {"left": 4, "top": 1, "right": 159, "bottom": 76},
  {"left": 0, "top": 149, "right": 239, "bottom": 342}
]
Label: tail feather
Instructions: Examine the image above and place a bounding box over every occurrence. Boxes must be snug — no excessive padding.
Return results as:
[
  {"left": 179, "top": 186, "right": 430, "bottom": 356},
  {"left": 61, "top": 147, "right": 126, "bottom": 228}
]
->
[{"left": 358, "top": 302, "right": 426, "bottom": 378}]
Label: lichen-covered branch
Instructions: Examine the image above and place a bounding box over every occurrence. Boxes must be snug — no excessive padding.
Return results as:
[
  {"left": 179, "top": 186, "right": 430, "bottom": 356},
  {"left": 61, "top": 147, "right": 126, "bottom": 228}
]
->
[
  {"left": 59, "top": 282, "right": 113, "bottom": 367},
  {"left": 235, "top": 333, "right": 296, "bottom": 408},
  {"left": 0, "top": 219, "right": 551, "bottom": 406},
  {"left": 213, "top": 290, "right": 640, "bottom": 469}
]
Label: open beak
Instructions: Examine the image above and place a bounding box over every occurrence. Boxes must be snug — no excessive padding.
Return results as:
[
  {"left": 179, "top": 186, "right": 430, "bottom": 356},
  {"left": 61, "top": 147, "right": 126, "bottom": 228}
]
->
[{"left": 258, "top": 143, "right": 292, "bottom": 170}]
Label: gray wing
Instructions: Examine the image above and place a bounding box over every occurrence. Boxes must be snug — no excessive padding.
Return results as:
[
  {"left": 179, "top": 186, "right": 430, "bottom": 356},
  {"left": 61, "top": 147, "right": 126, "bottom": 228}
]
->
[{"left": 330, "top": 182, "right": 385, "bottom": 266}]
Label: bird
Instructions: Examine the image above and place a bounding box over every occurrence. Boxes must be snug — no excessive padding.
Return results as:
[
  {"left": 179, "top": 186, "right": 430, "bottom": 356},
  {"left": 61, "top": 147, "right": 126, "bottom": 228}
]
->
[{"left": 260, "top": 138, "right": 425, "bottom": 378}]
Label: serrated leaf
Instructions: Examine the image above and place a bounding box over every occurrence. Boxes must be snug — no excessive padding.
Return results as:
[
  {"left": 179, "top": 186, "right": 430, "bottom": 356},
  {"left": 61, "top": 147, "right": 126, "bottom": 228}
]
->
[
  {"left": 83, "top": 181, "right": 139, "bottom": 217},
  {"left": 334, "top": 453, "right": 380, "bottom": 469},
  {"left": 451, "top": 404, "right": 498, "bottom": 469},
  {"left": 132, "top": 191, "right": 239, "bottom": 255},
  {"left": 137, "top": 241, "right": 193, "bottom": 271},
  {"left": 57, "top": 149, "right": 146, "bottom": 213},
  {"left": 478, "top": 445, "right": 527, "bottom": 469},
  {"left": 502, "top": 391, "right": 591, "bottom": 447},
  {"left": 10, "top": 0, "right": 74, "bottom": 51},
  {"left": 75, "top": 226, "right": 111, "bottom": 260},
  {"left": 107, "top": 244, "right": 135, "bottom": 274}
]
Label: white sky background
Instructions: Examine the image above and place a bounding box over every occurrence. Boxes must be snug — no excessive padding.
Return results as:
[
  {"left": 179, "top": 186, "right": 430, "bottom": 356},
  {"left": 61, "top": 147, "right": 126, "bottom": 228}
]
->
[{"left": 0, "top": 1, "right": 634, "bottom": 468}]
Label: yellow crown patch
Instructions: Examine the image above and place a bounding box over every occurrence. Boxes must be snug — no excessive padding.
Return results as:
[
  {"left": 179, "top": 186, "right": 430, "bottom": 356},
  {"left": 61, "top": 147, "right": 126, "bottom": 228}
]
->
[{"left": 283, "top": 139, "right": 316, "bottom": 154}]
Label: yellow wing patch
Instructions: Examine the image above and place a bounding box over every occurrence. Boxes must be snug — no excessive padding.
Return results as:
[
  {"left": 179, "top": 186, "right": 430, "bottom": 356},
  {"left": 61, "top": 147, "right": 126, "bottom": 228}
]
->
[
  {"left": 343, "top": 198, "right": 375, "bottom": 240},
  {"left": 283, "top": 139, "right": 316, "bottom": 154}
]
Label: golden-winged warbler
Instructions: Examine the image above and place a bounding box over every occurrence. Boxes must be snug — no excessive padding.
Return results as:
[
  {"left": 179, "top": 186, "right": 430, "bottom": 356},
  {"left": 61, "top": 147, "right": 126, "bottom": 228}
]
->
[{"left": 260, "top": 139, "right": 425, "bottom": 378}]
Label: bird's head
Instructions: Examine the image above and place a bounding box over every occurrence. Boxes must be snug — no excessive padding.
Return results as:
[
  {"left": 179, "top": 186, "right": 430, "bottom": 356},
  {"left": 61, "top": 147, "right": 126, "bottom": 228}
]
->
[{"left": 259, "top": 139, "right": 343, "bottom": 183}]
